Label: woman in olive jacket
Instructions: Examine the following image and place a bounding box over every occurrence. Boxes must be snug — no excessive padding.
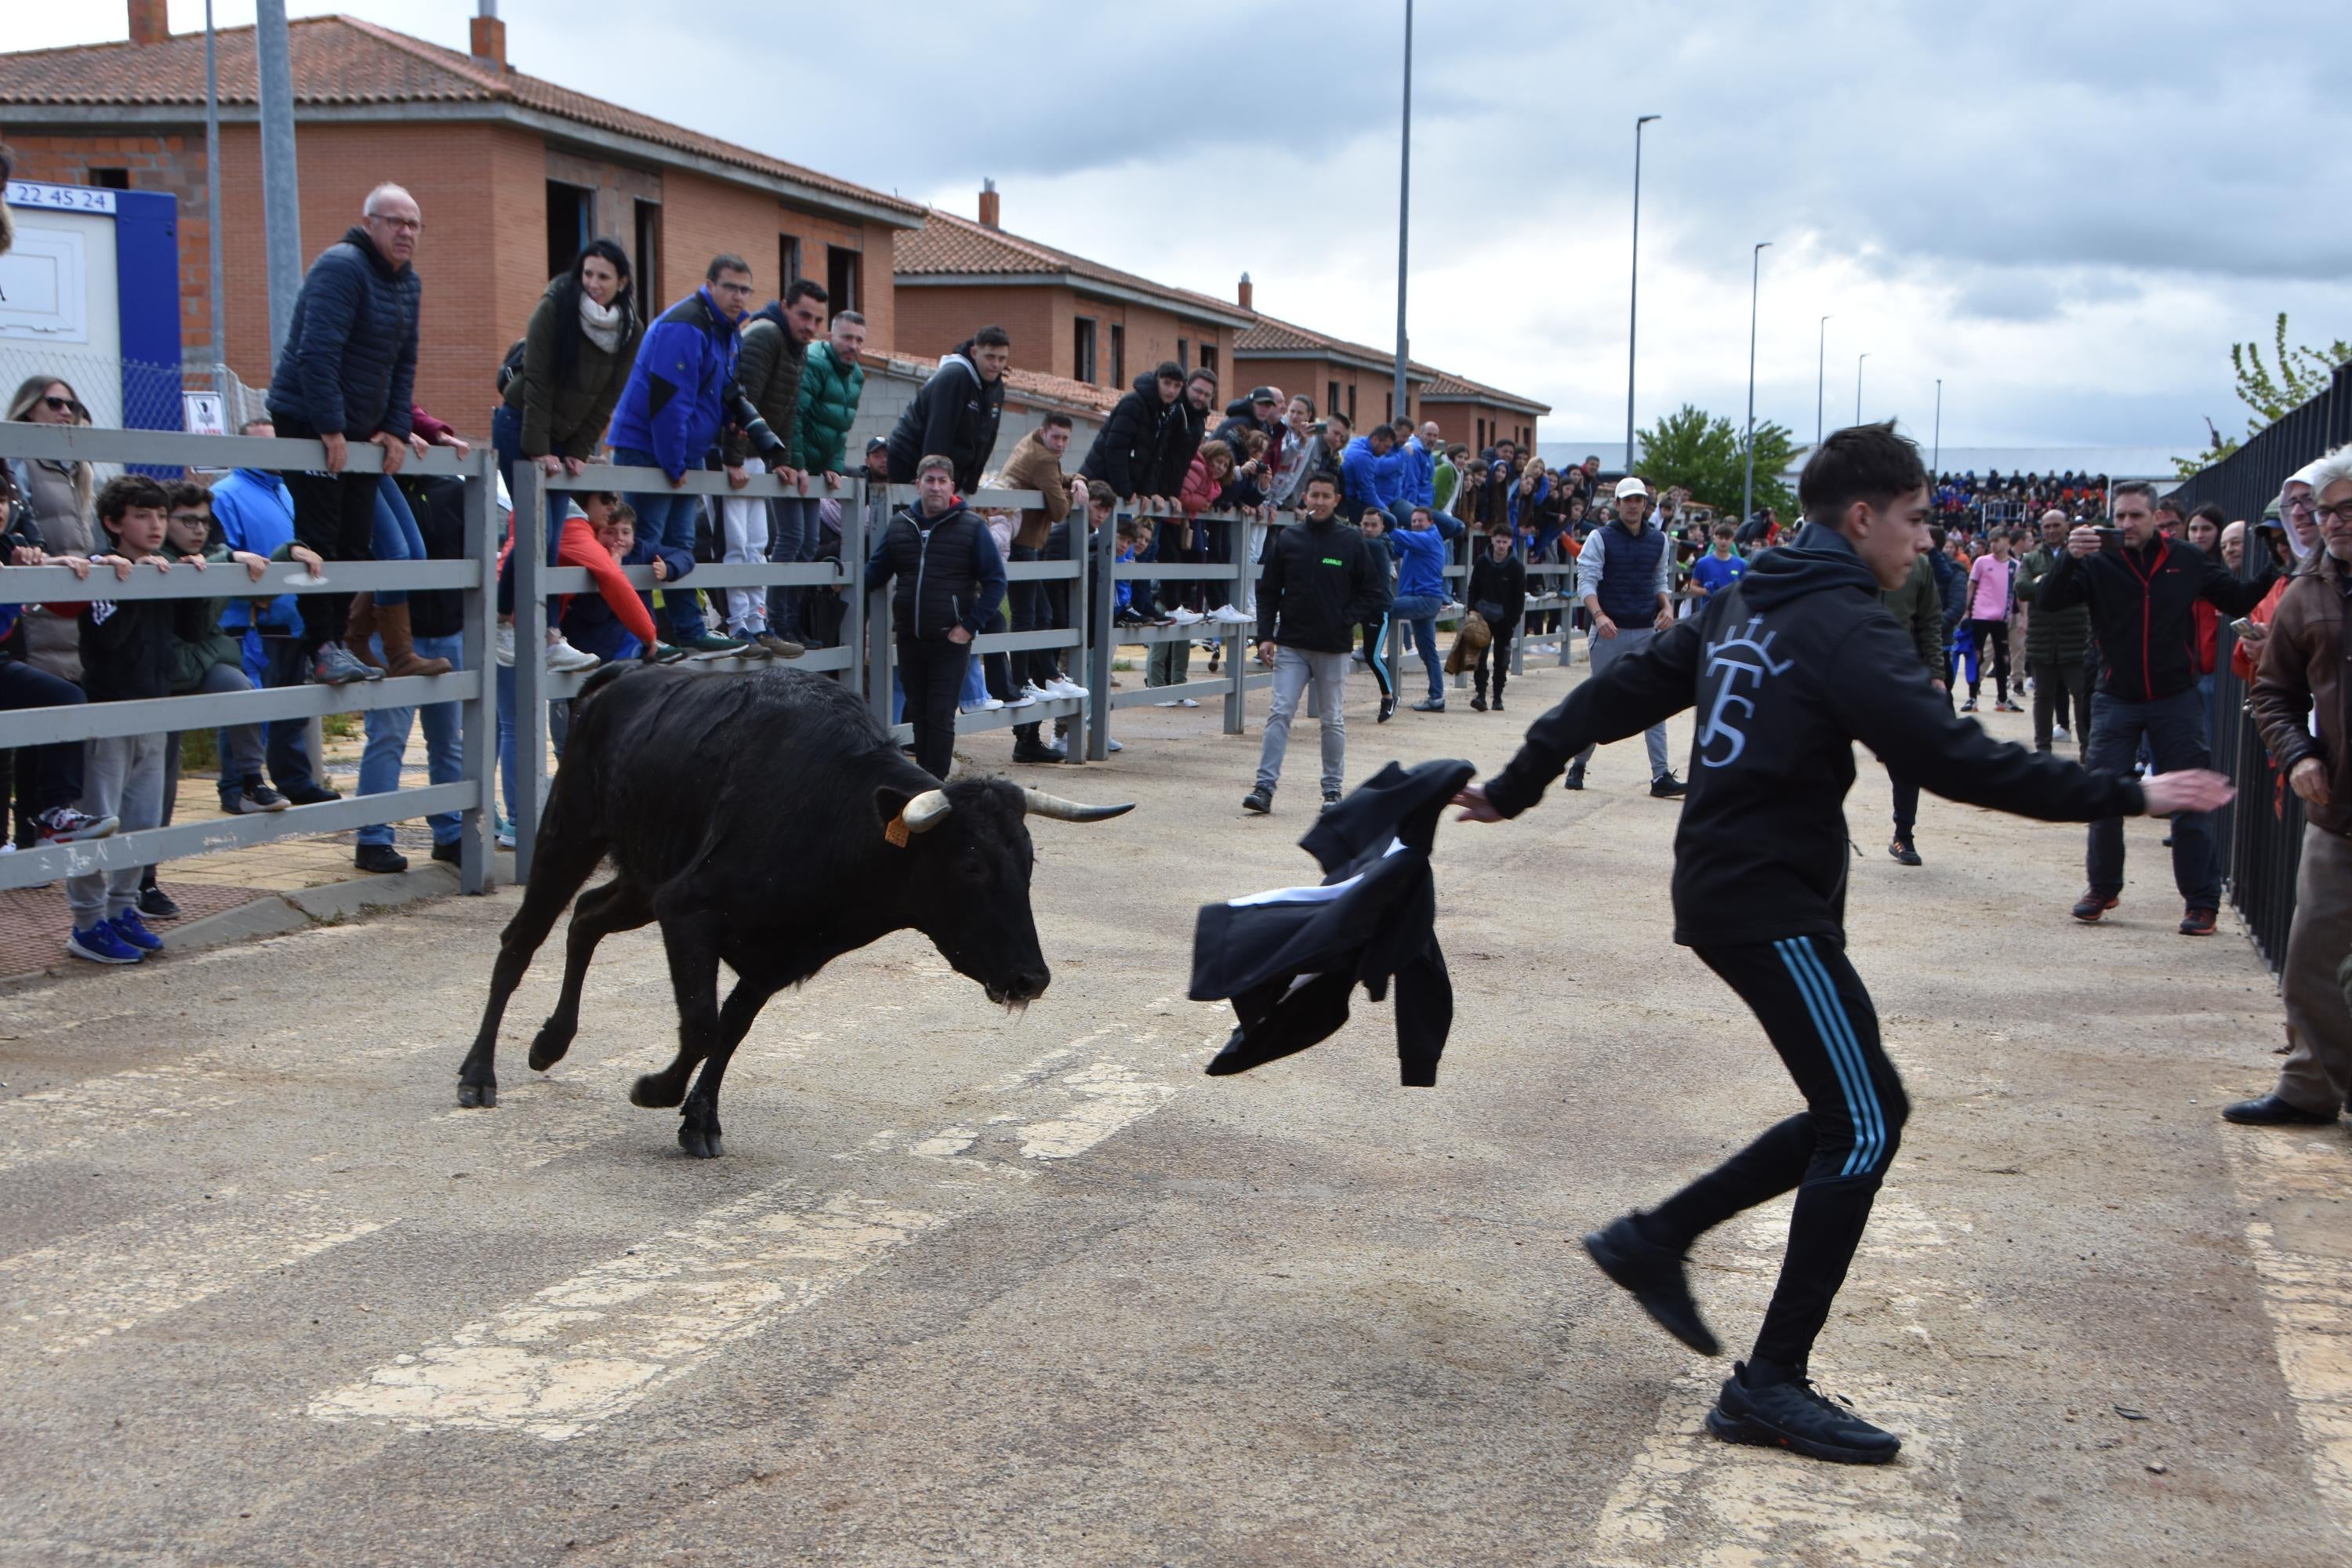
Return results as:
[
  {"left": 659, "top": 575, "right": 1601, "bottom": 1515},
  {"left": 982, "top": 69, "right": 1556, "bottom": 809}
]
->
[{"left": 494, "top": 239, "right": 644, "bottom": 560}]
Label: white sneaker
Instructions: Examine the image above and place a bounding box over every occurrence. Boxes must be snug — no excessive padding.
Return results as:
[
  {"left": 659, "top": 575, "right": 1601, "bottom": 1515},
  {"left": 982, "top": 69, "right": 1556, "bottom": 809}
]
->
[
  {"left": 959, "top": 696, "right": 1006, "bottom": 714},
  {"left": 1020, "top": 682, "right": 1057, "bottom": 703},
  {"left": 546, "top": 636, "right": 600, "bottom": 673},
  {"left": 1166, "top": 607, "right": 1206, "bottom": 626},
  {"left": 1209, "top": 604, "right": 1256, "bottom": 625},
  {"left": 1045, "top": 677, "right": 1089, "bottom": 699},
  {"left": 495, "top": 623, "right": 516, "bottom": 667},
  {"left": 1003, "top": 689, "right": 1039, "bottom": 710},
  {"left": 1178, "top": 698, "right": 1201, "bottom": 709}
]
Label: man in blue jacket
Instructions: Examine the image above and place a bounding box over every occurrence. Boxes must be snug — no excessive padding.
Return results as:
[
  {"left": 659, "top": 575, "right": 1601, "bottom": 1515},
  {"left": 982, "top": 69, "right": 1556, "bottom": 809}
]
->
[
  {"left": 209, "top": 419, "right": 336, "bottom": 804},
  {"left": 1389, "top": 504, "right": 1465, "bottom": 711},
  {"left": 264, "top": 183, "right": 420, "bottom": 686},
  {"left": 606, "top": 252, "right": 770, "bottom": 654},
  {"left": 1341, "top": 423, "right": 1398, "bottom": 524}
]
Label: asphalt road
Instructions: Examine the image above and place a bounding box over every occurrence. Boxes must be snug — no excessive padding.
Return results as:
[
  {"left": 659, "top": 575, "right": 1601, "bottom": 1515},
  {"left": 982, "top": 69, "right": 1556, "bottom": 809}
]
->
[{"left": 3, "top": 660, "right": 2348, "bottom": 1567}]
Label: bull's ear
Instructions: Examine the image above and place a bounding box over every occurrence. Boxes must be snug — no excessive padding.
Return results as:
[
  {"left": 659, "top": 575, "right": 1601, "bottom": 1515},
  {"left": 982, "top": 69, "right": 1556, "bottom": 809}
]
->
[
  {"left": 874, "top": 786, "right": 916, "bottom": 836},
  {"left": 874, "top": 785, "right": 952, "bottom": 848}
]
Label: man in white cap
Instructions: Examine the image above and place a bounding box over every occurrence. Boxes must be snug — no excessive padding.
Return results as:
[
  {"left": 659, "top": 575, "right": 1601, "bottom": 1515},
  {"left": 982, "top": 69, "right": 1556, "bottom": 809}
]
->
[{"left": 1566, "top": 475, "right": 1685, "bottom": 796}]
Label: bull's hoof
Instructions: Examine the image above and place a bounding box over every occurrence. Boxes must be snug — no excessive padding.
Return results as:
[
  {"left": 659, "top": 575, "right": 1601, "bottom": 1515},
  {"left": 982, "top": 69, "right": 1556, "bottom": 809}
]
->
[
  {"left": 457, "top": 1080, "right": 498, "bottom": 1109},
  {"left": 677, "top": 1122, "right": 723, "bottom": 1160},
  {"left": 527, "top": 1022, "right": 575, "bottom": 1072},
  {"left": 630, "top": 1071, "right": 685, "bottom": 1109}
]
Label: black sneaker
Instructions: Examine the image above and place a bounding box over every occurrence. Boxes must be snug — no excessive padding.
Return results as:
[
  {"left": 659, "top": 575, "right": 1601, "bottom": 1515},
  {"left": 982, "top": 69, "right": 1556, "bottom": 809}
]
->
[
  {"left": 280, "top": 782, "right": 343, "bottom": 806},
  {"left": 136, "top": 884, "right": 182, "bottom": 920},
  {"left": 1377, "top": 695, "right": 1396, "bottom": 724},
  {"left": 1493, "top": 696, "right": 1504, "bottom": 713},
  {"left": 1584, "top": 1213, "right": 1719, "bottom": 1356},
  {"left": 354, "top": 843, "right": 409, "bottom": 875},
  {"left": 1563, "top": 766, "right": 1585, "bottom": 792},
  {"left": 1889, "top": 835, "right": 1922, "bottom": 866},
  {"left": 1012, "top": 739, "right": 1067, "bottom": 764},
  {"left": 2180, "top": 906, "right": 2217, "bottom": 937},
  {"left": 1242, "top": 786, "right": 1273, "bottom": 815},
  {"left": 430, "top": 839, "right": 463, "bottom": 865},
  {"left": 1650, "top": 772, "right": 1687, "bottom": 799},
  {"left": 224, "top": 779, "right": 291, "bottom": 815},
  {"left": 1706, "top": 1362, "right": 1902, "bottom": 1465},
  {"left": 1321, "top": 791, "right": 1341, "bottom": 815},
  {"left": 1469, "top": 694, "right": 1488, "bottom": 712}
]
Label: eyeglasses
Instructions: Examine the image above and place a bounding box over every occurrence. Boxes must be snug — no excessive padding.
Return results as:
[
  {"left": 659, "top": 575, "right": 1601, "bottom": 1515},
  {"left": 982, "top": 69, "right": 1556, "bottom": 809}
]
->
[
  {"left": 2285, "top": 496, "right": 2317, "bottom": 512},
  {"left": 40, "top": 394, "right": 87, "bottom": 418},
  {"left": 2314, "top": 501, "right": 2352, "bottom": 525},
  {"left": 368, "top": 214, "right": 423, "bottom": 234}
]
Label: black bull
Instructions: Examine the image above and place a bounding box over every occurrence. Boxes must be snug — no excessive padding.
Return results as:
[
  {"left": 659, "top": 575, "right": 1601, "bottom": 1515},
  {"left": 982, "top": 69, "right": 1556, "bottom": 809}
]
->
[{"left": 457, "top": 664, "right": 1131, "bottom": 1158}]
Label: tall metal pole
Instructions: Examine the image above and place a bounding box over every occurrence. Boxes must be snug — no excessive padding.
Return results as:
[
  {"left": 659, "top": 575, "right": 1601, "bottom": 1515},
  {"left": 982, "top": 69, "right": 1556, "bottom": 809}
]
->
[
  {"left": 1624, "top": 114, "right": 1660, "bottom": 474},
  {"left": 255, "top": 0, "right": 305, "bottom": 364},
  {"left": 1392, "top": 0, "right": 1411, "bottom": 427},
  {"left": 203, "top": 1, "right": 228, "bottom": 403},
  {"left": 1816, "top": 315, "right": 1830, "bottom": 446},
  {"left": 1856, "top": 352, "right": 1870, "bottom": 425},
  {"left": 1933, "top": 378, "right": 1943, "bottom": 476},
  {"left": 1743, "top": 241, "right": 1771, "bottom": 531}
]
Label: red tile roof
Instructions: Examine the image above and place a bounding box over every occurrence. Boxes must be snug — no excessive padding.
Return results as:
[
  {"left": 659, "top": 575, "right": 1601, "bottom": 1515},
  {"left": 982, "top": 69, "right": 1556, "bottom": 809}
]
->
[
  {"left": 1240, "top": 312, "right": 1550, "bottom": 415},
  {"left": 895, "top": 209, "right": 1252, "bottom": 325},
  {"left": 0, "top": 16, "right": 922, "bottom": 220},
  {"left": 875, "top": 352, "right": 1121, "bottom": 417}
]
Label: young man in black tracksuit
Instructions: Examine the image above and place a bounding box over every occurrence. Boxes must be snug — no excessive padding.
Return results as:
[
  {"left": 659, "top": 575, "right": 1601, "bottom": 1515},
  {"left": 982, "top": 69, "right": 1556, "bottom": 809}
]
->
[
  {"left": 2037, "top": 481, "right": 2274, "bottom": 934},
  {"left": 1247, "top": 471, "right": 1390, "bottom": 815},
  {"left": 1466, "top": 528, "right": 1526, "bottom": 712},
  {"left": 864, "top": 456, "right": 1007, "bottom": 782},
  {"left": 1454, "top": 423, "right": 2231, "bottom": 1464}
]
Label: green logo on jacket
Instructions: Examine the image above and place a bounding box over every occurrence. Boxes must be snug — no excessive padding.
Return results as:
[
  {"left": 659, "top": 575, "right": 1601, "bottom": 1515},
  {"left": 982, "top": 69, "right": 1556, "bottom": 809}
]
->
[{"left": 1322, "top": 557, "right": 1343, "bottom": 566}]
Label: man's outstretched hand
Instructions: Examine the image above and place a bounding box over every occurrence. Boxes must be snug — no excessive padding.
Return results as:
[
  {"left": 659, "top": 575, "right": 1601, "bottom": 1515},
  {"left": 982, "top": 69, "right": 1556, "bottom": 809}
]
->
[
  {"left": 2141, "top": 770, "right": 2235, "bottom": 817},
  {"left": 1453, "top": 782, "right": 1504, "bottom": 824}
]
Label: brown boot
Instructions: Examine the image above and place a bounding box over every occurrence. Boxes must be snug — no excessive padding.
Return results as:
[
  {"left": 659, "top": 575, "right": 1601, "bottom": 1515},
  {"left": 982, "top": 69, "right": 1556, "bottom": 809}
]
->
[
  {"left": 347, "top": 592, "right": 385, "bottom": 670},
  {"left": 376, "top": 600, "right": 453, "bottom": 677}
]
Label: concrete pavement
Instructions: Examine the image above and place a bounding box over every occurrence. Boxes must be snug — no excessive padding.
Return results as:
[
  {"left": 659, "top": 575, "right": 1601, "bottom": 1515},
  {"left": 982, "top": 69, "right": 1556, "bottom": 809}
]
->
[{"left": 2, "top": 665, "right": 2347, "bottom": 1566}]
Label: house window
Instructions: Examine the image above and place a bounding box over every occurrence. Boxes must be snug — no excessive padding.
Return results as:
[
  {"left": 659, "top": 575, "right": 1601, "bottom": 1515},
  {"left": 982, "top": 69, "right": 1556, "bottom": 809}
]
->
[
  {"left": 1073, "top": 317, "right": 1098, "bottom": 385},
  {"left": 779, "top": 234, "right": 802, "bottom": 293},
  {"left": 1176, "top": 336, "right": 1189, "bottom": 371},
  {"left": 1109, "top": 324, "right": 1125, "bottom": 387},
  {"left": 1346, "top": 383, "right": 1356, "bottom": 424},
  {"left": 1198, "top": 343, "right": 1216, "bottom": 380},
  {"left": 633, "top": 199, "right": 662, "bottom": 321},
  {"left": 546, "top": 180, "right": 593, "bottom": 281},
  {"left": 1328, "top": 380, "right": 1342, "bottom": 421},
  {"left": 826, "top": 245, "right": 858, "bottom": 315},
  {"left": 89, "top": 167, "right": 131, "bottom": 191},
  {"left": 1477, "top": 416, "right": 1487, "bottom": 449}
]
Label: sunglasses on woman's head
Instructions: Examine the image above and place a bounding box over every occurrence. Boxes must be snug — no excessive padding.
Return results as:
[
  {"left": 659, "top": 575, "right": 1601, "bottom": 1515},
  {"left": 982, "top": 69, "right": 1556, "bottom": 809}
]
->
[{"left": 42, "top": 395, "right": 86, "bottom": 417}]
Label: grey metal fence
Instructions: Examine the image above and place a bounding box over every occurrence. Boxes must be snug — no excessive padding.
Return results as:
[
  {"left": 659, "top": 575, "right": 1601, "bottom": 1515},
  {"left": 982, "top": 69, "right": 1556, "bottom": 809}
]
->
[{"left": 0, "top": 422, "right": 500, "bottom": 896}]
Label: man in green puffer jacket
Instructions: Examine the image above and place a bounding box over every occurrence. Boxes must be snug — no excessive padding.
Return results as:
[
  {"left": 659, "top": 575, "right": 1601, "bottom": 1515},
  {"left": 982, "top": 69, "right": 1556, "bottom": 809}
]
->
[
  {"left": 2016, "top": 507, "right": 2089, "bottom": 757},
  {"left": 797, "top": 310, "right": 868, "bottom": 481}
]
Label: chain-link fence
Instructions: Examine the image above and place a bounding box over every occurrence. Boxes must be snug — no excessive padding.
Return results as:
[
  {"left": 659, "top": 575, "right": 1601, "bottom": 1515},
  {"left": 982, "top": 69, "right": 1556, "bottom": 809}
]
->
[{"left": 0, "top": 343, "right": 194, "bottom": 433}]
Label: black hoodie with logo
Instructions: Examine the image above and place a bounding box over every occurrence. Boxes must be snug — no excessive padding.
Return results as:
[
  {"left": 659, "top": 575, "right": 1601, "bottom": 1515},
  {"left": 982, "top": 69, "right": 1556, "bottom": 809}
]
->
[{"left": 1481, "top": 524, "right": 2147, "bottom": 948}]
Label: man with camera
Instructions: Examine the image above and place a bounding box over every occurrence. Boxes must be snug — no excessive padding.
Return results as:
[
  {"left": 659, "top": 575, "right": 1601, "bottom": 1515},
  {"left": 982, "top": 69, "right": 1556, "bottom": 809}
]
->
[{"left": 2038, "top": 480, "right": 2274, "bottom": 934}]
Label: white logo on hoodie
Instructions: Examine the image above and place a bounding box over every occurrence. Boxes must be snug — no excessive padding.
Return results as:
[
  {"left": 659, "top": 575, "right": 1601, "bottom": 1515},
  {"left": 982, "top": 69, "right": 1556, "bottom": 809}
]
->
[{"left": 1697, "top": 616, "right": 1795, "bottom": 768}]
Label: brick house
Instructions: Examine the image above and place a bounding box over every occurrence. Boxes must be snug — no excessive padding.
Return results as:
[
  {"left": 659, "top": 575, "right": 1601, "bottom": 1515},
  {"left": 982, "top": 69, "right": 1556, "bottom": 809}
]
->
[
  {"left": 894, "top": 185, "right": 1253, "bottom": 394},
  {"left": 1236, "top": 304, "right": 1548, "bottom": 456},
  {"left": 0, "top": 5, "right": 924, "bottom": 437}
]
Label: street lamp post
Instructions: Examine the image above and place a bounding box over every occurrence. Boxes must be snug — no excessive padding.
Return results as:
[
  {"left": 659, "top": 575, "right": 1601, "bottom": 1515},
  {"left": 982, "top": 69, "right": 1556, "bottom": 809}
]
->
[
  {"left": 1624, "top": 113, "right": 1660, "bottom": 474},
  {"left": 1856, "top": 352, "right": 1870, "bottom": 426},
  {"left": 1392, "top": 0, "right": 1412, "bottom": 427},
  {"left": 1933, "top": 378, "right": 1944, "bottom": 477},
  {"left": 1816, "top": 315, "right": 1831, "bottom": 446},
  {"left": 1743, "top": 241, "right": 1772, "bottom": 532}
]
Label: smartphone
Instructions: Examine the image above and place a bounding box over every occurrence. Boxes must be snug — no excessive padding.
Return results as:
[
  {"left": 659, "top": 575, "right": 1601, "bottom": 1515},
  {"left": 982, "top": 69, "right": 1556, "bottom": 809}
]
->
[
  {"left": 2230, "top": 618, "right": 2257, "bottom": 638},
  {"left": 2094, "top": 526, "right": 2122, "bottom": 550}
]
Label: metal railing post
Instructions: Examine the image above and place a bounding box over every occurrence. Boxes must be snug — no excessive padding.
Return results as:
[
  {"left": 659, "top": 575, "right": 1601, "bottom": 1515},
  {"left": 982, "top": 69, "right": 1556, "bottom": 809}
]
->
[
  {"left": 459, "top": 448, "right": 497, "bottom": 893},
  {"left": 865, "top": 488, "right": 894, "bottom": 732},
  {"left": 843, "top": 477, "right": 869, "bottom": 699},
  {"left": 1086, "top": 507, "right": 1117, "bottom": 761},
  {"left": 511, "top": 462, "right": 548, "bottom": 882},
  {"left": 1223, "top": 516, "right": 1249, "bottom": 735},
  {"left": 1067, "top": 496, "right": 1091, "bottom": 764}
]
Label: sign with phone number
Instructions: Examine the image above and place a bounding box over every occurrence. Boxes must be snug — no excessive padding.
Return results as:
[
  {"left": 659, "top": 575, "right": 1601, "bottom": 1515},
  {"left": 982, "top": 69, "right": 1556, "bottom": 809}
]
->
[{"left": 4, "top": 180, "right": 118, "bottom": 216}]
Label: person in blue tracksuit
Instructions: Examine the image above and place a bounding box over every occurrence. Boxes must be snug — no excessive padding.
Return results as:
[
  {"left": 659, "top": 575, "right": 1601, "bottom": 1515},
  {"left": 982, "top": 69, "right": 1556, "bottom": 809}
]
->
[
  {"left": 1388, "top": 503, "right": 1465, "bottom": 710},
  {"left": 1340, "top": 424, "right": 1398, "bottom": 524}
]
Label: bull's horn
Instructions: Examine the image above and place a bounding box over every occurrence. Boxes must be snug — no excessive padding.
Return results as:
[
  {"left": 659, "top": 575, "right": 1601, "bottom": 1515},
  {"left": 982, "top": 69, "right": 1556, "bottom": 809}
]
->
[
  {"left": 903, "top": 789, "right": 955, "bottom": 833},
  {"left": 1021, "top": 789, "right": 1135, "bottom": 824}
]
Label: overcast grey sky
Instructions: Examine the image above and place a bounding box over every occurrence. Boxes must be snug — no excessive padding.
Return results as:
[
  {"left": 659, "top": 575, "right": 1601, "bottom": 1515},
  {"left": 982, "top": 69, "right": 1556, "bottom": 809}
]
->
[{"left": 27, "top": 2, "right": 2352, "bottom": 457}]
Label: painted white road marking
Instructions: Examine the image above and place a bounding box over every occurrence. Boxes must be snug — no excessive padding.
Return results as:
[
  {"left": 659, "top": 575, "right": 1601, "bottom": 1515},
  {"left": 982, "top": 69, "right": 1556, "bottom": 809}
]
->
[
  {"left": 312, "top": 1031, "right": 1187, "bottom": 1440},
  {"left": 1, "top": 1190, "right": 390, "bottom": 1356},
  {"left": 1584, "top": 1190, "right": 1965, "bottom": 1568},
  {"left": 0, "top": 1047, "right": 251, "bottom": 1174},
  {"left": 2224, "top": 1131, "right": 2352, "bottom": 1541}
]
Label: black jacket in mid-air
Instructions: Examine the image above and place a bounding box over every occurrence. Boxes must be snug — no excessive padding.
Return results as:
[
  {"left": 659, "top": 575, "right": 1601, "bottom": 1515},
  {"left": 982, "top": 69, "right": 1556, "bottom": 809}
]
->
[{"left": 1192, "top": 758, "right": 1475, "bottom": 1087}]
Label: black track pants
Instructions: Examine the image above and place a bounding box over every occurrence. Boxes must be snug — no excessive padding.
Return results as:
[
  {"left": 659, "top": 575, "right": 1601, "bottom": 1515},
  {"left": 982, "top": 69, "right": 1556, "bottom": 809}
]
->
[{"left": 1641, "top": 935, "right": 1911, "bottom": 1371}]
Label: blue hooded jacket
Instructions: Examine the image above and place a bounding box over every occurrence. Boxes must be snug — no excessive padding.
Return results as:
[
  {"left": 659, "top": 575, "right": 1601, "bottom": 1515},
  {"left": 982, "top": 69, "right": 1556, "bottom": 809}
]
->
[
  {"left": 207, "top": 467, "right": 300, "bottom": 633},
  {"left": 1399, "top": 436, "right": 1437, "bottom": 507},
  {"left": 605, "top": 287, "right": 743, "bottom": 481},
  {"left": 1387, "top": 521, "right": 1456, "bottom": 601},
  {"left": 1342, "top": 435, "right": 1403, "bottom": 511}
]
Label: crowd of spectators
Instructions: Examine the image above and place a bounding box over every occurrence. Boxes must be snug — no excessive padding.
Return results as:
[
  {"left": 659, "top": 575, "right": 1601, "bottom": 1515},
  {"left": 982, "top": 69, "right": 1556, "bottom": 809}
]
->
[{"left": 1933, "top": 469, "right": 2112, "bottom": 532}]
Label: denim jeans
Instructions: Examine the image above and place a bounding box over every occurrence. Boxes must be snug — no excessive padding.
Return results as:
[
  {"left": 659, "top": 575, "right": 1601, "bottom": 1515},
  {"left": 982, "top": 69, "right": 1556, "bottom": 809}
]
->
[
  {"left": 770, "top": 494, "right": 823, "bottom": 641},
  {"left": 2085, "top": 686, "right": 2218, "bottom": 908},
  {"left": 497, "top": 403, "right": 582, "bottom": 630},
  {"left": 357, "top": 631, "right": 464, "bottom": 848},
  {"left": 370, "top": 475, "right": 425, "bottom": 608},
  {"left": 1390, "top": 592, "right": 1444, "bottom": 701},
  {"left": 612, "top": 443, "right": 710, "bottom": 641}
]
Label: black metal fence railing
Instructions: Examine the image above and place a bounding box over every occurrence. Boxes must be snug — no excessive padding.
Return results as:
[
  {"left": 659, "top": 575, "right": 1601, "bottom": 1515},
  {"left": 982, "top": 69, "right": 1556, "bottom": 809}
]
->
[{"left": 2209, "top": 628, "right": 2305, "bottom": 974}]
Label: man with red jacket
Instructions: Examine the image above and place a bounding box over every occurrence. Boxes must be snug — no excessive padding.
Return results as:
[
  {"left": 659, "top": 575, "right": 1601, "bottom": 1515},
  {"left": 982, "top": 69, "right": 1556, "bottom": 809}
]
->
[{"left": 2038, "top": 480, "right": 2274, "bottom": 934}]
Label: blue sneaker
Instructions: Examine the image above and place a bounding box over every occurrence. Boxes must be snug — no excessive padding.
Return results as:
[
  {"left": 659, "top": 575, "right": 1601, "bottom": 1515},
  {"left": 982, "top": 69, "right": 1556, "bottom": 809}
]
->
[
  {"left": 109, "top": 910, "right": 165, "bottom": 953},
  {"left": 67, "top": 921, "right": 143, "bottom": 964}
]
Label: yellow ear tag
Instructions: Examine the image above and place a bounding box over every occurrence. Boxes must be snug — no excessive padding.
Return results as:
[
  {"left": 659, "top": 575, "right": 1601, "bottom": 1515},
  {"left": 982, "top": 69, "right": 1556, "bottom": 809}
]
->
[{"left": 884, "top": 811, "right": 911, "bottom": 848}]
